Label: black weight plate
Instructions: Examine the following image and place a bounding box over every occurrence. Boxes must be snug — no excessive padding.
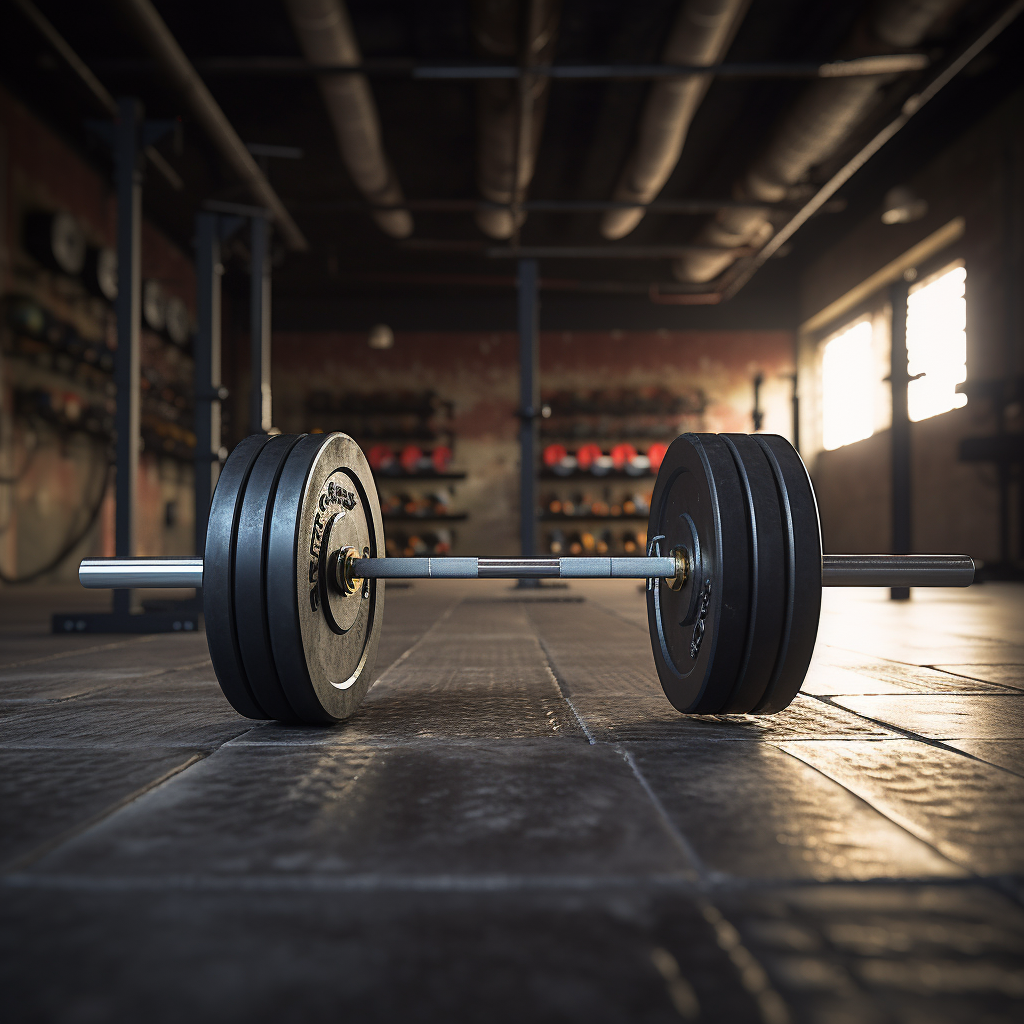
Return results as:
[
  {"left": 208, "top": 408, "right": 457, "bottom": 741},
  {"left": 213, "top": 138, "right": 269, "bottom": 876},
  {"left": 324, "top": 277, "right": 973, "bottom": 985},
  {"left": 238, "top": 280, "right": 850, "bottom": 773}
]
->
[
  {"left": 234, "top": 433, "right": 305, "bottom": 724},
  {"left": 718, "top": 434, "right": 787, "bottom": 714},
  {"left": 266, "top": 433, "right": 385, "bottom": 725},
  {"left": 645, "top": 433, "right": 751, "bottom": 714},
  {"left": 752, "top": 434, "right": 823, "bottom": 713},
  {"left": 203, "top": 433, "right": 273, "bottom": 720}
]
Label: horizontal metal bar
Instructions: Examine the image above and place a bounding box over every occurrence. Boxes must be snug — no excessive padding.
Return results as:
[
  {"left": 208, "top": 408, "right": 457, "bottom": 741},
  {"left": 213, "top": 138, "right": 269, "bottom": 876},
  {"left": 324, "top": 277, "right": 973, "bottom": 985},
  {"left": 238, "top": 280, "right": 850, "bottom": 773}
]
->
[
  {"left": 77, "top": 553, "right": 976, "bottom": 589},
  {"left": 125, "top": 55, "right": 926, "bottom": 80},
  {"left": 79, "top": 557, "right": 204, "bottom": 589},
  {"left": 411, "top": 57, "right": 929, "bottom": 80},
  {"left": 398, "top": 241, "right": 752, "bottom": 259},
  {"left": 821, "top": 554, "right": 974, "bottom": 587},
  {"left": 287, "top": 197, "right": 846, "bottom": 215}
]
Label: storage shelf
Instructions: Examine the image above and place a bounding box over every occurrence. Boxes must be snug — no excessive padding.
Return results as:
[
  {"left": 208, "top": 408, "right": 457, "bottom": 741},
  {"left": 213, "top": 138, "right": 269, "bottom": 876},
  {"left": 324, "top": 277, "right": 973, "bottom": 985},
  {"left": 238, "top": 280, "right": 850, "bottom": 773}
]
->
[
  {"left": 540, "top": 513, "right": 649, "bottom": 522},
  {"left": 383, "top": 513, "right": 468, "bottom": 522},
  {"left": 540, "top": 470, "right": 657, "bottom": 481},
  {"left": 374, "top": 472, "right": 467, "bottom": 482}
]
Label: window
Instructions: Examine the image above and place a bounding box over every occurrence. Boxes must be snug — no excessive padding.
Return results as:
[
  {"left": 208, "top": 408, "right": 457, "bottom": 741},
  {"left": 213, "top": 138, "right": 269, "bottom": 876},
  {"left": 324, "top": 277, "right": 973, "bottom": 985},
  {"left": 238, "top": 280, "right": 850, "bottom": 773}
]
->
[
  {"left": 821, "top": 319, "right": 875, "bottom": 451},
  {"left": 907, "top": 263, "right": 967, "bottom": 422}
]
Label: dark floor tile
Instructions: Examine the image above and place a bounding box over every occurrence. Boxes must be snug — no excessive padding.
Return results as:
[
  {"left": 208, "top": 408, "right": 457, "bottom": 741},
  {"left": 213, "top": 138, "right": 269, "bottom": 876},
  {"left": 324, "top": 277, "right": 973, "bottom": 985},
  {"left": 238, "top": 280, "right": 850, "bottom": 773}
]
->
[
  {"left": 0, "top": 748, "right": 201, "bottom": 867},
  {"left": 28, "top": 741, "right": 693, "bottom": 881},
  {"left": 0, "top": 657, "right": 217, "bottom": 705},
  {"left": 232, "top": 693, "right": 582, "bottom": 744},
  {"left": 719, "top": 884, "right": 1024, "bottom": 1024},
  {"left": 831, "top": 694, "right": 1024, "bottom": 739},
  {"left": 571, "top": 694, "right": 896, "bottom": 743},
  {"left": 0, "top": 887, "right": 766, "bottom": 1024},
  {"left": 0, "top": 632, "right": 208, "bottom": 674},
  {"left": 523, "top": 602, "right": 663, "bottom": 698},
  {"left": 627, "top": 741, "right": 960, "bottom": 882},
  {"left": 942, "top": 740, "right": 1024, "bottom": 778},
  {"left": 780, "top": 739, "right": 1024, "bottom": 875},
  {"left": 0, "top": 694, "right": 252, "bottom": 750}
]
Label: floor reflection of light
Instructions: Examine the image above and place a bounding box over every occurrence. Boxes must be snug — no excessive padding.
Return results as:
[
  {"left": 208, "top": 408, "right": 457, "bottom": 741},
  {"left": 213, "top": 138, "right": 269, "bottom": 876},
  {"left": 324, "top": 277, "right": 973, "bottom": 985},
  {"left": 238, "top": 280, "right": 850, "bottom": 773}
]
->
[
  {"left": 822, "top": 319, "right": 875, "bottom": 451},
  {"left": 908, "top": 264, "right": 968, "bottom": 422}
]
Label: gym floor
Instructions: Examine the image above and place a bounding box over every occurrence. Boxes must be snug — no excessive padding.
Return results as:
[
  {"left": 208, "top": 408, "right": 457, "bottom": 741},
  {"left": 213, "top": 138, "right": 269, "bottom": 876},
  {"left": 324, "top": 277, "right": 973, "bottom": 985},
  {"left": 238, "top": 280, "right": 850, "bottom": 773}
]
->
[{"left": 2, "top": 581, "right": 1023, "bottom": 1022}]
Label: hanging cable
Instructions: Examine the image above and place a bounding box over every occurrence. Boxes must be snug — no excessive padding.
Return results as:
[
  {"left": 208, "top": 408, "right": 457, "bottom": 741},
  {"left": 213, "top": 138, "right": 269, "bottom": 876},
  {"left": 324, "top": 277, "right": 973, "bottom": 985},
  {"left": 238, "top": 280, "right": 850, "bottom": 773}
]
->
[{"left": 0, "top": 461, "right": 112, "bottom": 585}]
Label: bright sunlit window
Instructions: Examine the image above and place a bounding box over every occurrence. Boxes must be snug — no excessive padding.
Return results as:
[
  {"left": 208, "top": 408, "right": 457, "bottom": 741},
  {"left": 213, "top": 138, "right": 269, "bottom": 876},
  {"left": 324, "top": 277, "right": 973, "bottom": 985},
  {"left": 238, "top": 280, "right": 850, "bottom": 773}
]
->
[
  {"left": 907, "top": 263, "right": 968, "bottom": 421},
  {"left": 821, "top": 319, "right": 875, "bottom": 450}
]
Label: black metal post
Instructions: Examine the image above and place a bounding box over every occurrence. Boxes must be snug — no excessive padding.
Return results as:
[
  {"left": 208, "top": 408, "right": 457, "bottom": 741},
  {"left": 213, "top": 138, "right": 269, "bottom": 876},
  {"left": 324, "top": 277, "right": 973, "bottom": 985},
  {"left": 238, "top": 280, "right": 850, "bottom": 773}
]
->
[
  {"left": 518, "top": 258, "right": 539, "bottom": 578},
  {"left": 890, "top": 279, "right": 911, "bottom": 600},
  {"left": 112, "top": 98, "right": 143, "bottom": 618},
  {"left": 194, "top": 212, "right": 222, "bottom": 558},
  {"left": 249, "top": 215, "right": 272, "bottom": 434},
  {"left": 786, "top": 372, "right": 800, "bottom": 453}
]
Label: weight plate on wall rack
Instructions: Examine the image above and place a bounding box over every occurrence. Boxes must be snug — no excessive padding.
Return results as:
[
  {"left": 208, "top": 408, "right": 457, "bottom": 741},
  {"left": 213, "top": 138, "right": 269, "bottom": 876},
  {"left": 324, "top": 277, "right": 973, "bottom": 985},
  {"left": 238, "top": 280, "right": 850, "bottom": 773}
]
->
[
  {"left": 234, "top": 433, "right": 304, "bottom": 723},
  {"left": 266, "top": 433, "right": 385, "bottom": 724},
  {"left": 645, "top": 433, "right": 751, "bottom": 714},
  {"left": 718, "top": 433, "right": 787, "bottom": 714},
  {"left": 752, "top": 435, "right": 822, "bottom": 713},
  {"left": 203, "top": 433, "right": 273, "bottom": 721}
]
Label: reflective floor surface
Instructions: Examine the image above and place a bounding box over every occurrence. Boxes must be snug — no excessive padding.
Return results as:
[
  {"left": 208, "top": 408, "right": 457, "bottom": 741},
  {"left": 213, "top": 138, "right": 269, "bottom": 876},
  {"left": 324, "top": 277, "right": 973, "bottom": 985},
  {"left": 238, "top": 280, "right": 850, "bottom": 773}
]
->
[{"left": 1, "top": 581, "right": 1023, "bottom": 1023}]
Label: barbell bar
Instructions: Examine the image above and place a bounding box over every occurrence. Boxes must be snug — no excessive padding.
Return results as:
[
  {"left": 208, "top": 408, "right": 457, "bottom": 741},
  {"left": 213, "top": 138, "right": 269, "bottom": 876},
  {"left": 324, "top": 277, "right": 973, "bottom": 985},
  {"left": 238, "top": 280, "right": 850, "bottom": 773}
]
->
[
  {"left": 79, "top": 553, "right": 975, "bottom": 588},
  {"left": 75, "top": 430, "right": 976, "bottom": 725}
]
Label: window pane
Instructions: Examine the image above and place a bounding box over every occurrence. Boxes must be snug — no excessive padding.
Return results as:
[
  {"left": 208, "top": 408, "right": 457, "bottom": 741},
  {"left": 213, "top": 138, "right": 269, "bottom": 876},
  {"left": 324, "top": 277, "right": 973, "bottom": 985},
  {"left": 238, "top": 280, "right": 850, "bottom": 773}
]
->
[
  {"left": 907, "top": 264, "right": 967, "bottom": 422},
  {"left": 822, "top": 320, "right": 875, "bottom": 451}
]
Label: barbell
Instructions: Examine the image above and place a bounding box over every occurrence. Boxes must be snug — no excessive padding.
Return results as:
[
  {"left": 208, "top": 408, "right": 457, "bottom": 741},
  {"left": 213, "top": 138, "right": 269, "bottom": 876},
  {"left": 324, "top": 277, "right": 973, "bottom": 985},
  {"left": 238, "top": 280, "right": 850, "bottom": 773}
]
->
[{"left": 78, "top": 431, "right": 974, "bottom": 724}]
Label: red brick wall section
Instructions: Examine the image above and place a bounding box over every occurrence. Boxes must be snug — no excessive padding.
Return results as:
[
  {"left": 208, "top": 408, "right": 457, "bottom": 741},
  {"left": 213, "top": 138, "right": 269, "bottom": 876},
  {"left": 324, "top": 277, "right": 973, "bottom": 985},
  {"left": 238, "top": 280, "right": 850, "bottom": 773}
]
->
[{"left": 269, "top": 329, "right": 795, "bottom": 555}]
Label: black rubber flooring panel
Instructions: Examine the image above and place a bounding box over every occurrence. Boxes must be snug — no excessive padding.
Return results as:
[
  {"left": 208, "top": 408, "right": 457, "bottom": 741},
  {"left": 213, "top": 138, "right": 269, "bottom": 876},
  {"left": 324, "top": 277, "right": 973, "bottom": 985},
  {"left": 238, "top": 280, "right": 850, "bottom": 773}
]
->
[{"left": 2, "top": 580, "right": 1024, "bottom": 1022}]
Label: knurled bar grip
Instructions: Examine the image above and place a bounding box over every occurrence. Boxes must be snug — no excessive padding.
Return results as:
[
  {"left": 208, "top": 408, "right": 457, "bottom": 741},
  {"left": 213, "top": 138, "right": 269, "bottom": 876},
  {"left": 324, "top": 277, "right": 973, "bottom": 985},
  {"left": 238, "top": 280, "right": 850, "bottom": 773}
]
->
[
  {"left": 351, "top": 556, "right": 677, "bottom": 579},
  {"left": 77, "top": 554, "right": 975, "bottom": 588}
]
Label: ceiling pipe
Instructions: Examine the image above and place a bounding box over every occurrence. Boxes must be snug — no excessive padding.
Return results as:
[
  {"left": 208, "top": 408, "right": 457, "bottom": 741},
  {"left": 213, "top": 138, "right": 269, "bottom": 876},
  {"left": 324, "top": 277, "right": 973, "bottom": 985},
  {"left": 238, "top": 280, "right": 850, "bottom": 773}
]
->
[
  {"left": 673, "top": 0, "right": 962, "bottom": 283},
  {"left": 111, "top": 0, "right": 306, "bottom": 249},
  {"left": 473, "top": 0, "right": 561, "bottom": 240},
  {"left": 283, "top": 0, "right": 412, "bottom": 238},
  {"left": 601, "top": 0, "right": 751, "bottom": 240}
]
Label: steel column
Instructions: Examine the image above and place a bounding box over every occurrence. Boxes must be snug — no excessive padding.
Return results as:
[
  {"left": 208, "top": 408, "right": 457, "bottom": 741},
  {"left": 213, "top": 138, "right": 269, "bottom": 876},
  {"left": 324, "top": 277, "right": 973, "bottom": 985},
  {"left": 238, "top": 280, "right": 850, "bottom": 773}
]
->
[
  {"left": 890, "top": 279, "right": 911, "bottom": 601},
  {"left": 113, "top": 98, "right": 143, "bottom": 617},
  {"left": 194, "top": 212, "right": 222, "bottom": 557},
  {"left": 249, "top": 215, "right": 272, "bottom": 434},
  {"left": 518, "top": 258, "right": 539, "bottom": 571}
]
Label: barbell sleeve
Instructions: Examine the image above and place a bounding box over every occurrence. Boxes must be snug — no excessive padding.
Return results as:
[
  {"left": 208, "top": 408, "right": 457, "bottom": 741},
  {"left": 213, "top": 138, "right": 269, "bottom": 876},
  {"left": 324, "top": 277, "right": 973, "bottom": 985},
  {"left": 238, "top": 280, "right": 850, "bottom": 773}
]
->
[
  {"left": 820, "top": 554, "right": 974, "bottom": 587},
  {"left": 79, "top": 553, "right": 975, "bottom": 589},
  {"left": 79, "top": 557, "right": 205, "bottom": 589}
]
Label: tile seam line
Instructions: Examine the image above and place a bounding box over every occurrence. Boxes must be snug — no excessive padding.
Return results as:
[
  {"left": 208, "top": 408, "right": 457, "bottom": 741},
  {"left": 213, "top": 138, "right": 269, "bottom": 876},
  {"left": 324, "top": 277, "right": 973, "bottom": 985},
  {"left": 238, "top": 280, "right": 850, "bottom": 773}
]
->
[
  {"left": 0, "top": 750, "right": 208, "bottom": 874},
  {"left": 615, "top": 743, "right": 706, "bottom": 884},
  {"left": 531, "top": 627, "right": 595, "bottom": 744},
  {"left": 615, "top": 732, "right": 795, "bottom": 1024},
  {"left": 37, "top": 657, "right": 218, "bottom": 707},
  {"left": 0, "top": 633, "right": 165, "bottom": 671},
  {"left": 365, "top": 596, "right": 464, "bottom": 689},
  {"left": 922, "top": 664, "right": 1024, "bottom": 692},
  {"left": 810, "top": 693, "right": 1024, "bottom": 767},
  {"left": 769, "top": 739, "right": 975, "bottom": 879}
]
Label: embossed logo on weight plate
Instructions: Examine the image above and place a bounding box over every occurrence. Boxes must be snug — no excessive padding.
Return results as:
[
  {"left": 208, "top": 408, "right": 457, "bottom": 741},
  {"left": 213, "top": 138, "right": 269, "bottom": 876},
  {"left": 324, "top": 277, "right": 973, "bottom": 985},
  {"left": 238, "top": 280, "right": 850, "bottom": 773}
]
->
[
  {"left": 308, "top": 479, "right": 359, "bottom": 613},
  {"left": 690, "top": 578, "right": 712, "bottom": 660}
]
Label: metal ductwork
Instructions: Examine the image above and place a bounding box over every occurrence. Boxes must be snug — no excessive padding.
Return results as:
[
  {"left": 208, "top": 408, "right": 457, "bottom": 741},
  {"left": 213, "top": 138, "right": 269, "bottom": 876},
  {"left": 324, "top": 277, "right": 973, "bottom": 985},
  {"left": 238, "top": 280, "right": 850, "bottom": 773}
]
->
[
  {"left": 673, "top": 0, "right": 961, "bottom": 283},
  {"left": 601, "top": 0, "right": 750, "bottom": 240},
  {"left": 474, "top": 0, "right": 561, "bottom": 239},
  {"left": 284, "top": 0, "right": 412, "bottom": 238}
]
